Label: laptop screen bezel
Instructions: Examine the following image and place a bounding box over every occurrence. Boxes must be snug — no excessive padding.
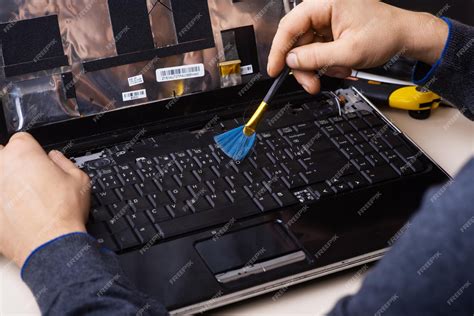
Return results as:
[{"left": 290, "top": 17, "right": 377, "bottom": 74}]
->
[{"left": 0, "top": 76, "right": 342, "bottom": 148}]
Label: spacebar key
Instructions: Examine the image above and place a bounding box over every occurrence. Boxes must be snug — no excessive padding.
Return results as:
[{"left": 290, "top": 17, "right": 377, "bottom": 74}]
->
[{"left": 157, "top": 200, "right": 260, "bottom": 238}]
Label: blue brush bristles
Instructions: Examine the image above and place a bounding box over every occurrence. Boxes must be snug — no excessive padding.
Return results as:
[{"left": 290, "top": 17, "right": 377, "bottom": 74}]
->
[{"left": 214, "top": 126, "right": 256, "bottom": 161}]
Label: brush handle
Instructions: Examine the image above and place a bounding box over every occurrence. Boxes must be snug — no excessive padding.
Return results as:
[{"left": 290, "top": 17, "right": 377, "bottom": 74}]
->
[
  {"left": 263, "top": 66, "right": 291, "bottom": 104},
  {"left": 243, "top": 67, "right": 291, "bottom": 136}
]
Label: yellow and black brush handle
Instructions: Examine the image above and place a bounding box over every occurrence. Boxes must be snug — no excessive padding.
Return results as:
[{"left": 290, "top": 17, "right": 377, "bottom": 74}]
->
[{"left": 243, "top": 67, "right": 291, "bottom": 136}]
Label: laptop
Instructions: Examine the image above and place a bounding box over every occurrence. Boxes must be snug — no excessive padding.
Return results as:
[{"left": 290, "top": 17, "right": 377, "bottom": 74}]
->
[{"left": 0, "top": 1, "right": 449, "bottom": 314}]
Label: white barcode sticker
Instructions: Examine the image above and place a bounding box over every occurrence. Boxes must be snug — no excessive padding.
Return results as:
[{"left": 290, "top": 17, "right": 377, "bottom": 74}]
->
[
  {"left": 128, "top": 74, "right": 144, "bottom": 87},
  {"left": 156, "top": 63, "right": 205, "bottom": 82},
  {"left": 241, "top": 64, "right": 254, "bottom": 75},
  {"left": 122, "top": 89, "right": 147, "bottom": 102}
]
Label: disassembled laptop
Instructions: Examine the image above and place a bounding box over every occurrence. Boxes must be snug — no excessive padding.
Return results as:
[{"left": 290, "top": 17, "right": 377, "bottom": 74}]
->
[{"left": 0, "top": 1, "right": 449, "bottom": 315}]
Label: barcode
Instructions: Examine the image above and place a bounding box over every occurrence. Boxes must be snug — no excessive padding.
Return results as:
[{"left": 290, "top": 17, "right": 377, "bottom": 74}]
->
[
  {"left": 122, "top": 89, "right": 147, "bottom": 102},
  {"left": 156, "top": 64, "right": 205, "bottom": 82},
  {"left": 241, "top": 64, "right": 254, "bottom": 75},
  {"left": 128, "top": 74, "right": 144, "bottom": 87}
]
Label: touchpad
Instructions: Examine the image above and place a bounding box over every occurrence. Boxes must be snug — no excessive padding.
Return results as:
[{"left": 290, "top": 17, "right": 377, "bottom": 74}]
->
[{"left": 195, "top": 221, "right": 305, "bottom": 283}]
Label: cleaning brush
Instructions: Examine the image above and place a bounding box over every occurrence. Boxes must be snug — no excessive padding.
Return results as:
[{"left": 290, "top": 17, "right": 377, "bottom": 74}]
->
[{"left": 214, "top": 67, "right": 291, "bottom": 161}]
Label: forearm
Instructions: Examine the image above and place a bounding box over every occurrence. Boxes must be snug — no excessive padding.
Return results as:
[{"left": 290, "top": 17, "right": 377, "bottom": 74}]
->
[
  {"left": 22, "top": 233, "right": 168, "bottom": 315},
  {"left": 329, "top": 159, "right": 474, "bottom": 315},
  {"left": 401, "top": 11, "right": 449, "bottom": 66}
]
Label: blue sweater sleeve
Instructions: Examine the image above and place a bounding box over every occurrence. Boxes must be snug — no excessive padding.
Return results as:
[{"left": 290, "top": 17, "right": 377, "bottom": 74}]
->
[
  {"left": 328, "top": 156, "right": 474, "bottom": 316},
  {"left": 413, "top": 18, "right": 474, "bottom": 120},
  {"left": 21, "top": 232, "right": 168, "bottom": 316}
]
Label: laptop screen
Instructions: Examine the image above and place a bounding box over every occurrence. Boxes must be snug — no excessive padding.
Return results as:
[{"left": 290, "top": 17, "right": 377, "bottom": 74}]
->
[{"left": 0, "top": 0, "right": 289, "bottom": 136}]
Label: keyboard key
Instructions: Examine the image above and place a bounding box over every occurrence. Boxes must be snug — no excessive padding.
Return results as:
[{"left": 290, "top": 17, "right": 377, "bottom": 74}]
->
[
  {"left": 335, "top": 121, "right": 355, "bottom": 133},
  {"left": 168, "top": 188, "right": 192, "bottom": 203},
  {"left": 281, "top": 161, "right": 304, "bottom": 174},
  {"left": 281, "top": 174, "right": 307, "bottom": 189},
  {"left": 345, "top": 132, "right": 365, "bottom": 144},
  {"left": 311, "top": 183, "right": 336, "bottom": 198},
  {"left": 351, "top": 157, "right": 371, "bottom": 170},
  {"left": 224, "top": 174, "right": 247, "bottom": 188},
  {"left": 331, "top": 136, "right": 351, "bottom": 148},
  {"left": 340, "top": 145, "right": 361, "bottom": 159},
  {"left": 206, "top": 192, "right": 232, "bottom": 208},
  {"left": 136, "top": 180, "right": 159, "bottom": 195},
  {"left": 381, "top": 131, "right": 404, "bottom": 148},
  {"left": 332, "top": 182, "right": 351, "bottom": 193},
  {"left": 193, "top": 168, "right": 216, "bottom": 182},
  {"left": 148, "top": 192, "right": 172, "bottom": 207},
  {"left": 199, "top": 180, "right": 218, "bottom": 194},
  {"left": 100, "top": 174, "right": 122, "bottom": 190},
  {"left": 108, "top": 202, "right": 133, "bottom": 216},
  {"left": 363, "top": 115, "right": 385, "bottom": 127},
  {"left": 349, "top": 118, "right": 370, "bottom": 130},
  {"left": 186, "top": 196, "right": 212, "bottom": 212},
  {"left": 128, "top": 197, "right": 152, "bottom": 212},
  {"left": 369, "top": 138, "right": 389, "bottom": 151},
  {"left": 225, "top": 188, "right": 249, "bottom": 203},
  {"left": 321, "top": 125, "right": 341, "bottom": 138},
  {"left": 173, "top": 170, "right": 198, "bottom": 187},
  {"left": 244, "top": 170, "right": 267, "bottom": 184},
  {"left": 362, "top": 166, "right": 399, "bottom": 184},
  {"left": 96, "top": 190, "right": 120, "bottom": 205},
  {"left": 117, "top": 169, "right": 140, "bottom": 185},
  {"left": 344, "top": 174, "right": 368, "bottom": 189},
  {"left": 127, "top": 212, "right": 151, "bottom": 228},
  {"left": 147, "top": 207, "right": 171, "bottom": 222},
  {"left": 166, "top": 202, "right": 192, "bottom": 217},
  {"left": 394, "top": 146, "right": 419, "bottom": 161},
  {"left": 272, "top": 190, "right": 298, "bottom": 207},
  {"left": 108, "top": 217, "right": 130, "bottom": 233},
  {"left": 136, "top": 225, "right": 160, "bottom": 243},
  {"left": 90, "top": 207, "right": 110, "bottom": 222},
  {"left": 366, "top": 153, "right": 386, "bottom": 167},
  {"left": 360, "top": 129, "right": 377, "bottom": 141},
  {"left": 253, "top": 194, "right": 280, "bottom": 212},
  {"left": 114, "top": 229, "right": 140, "bottom": 250},
  {"left": 357, "top": 142, "right": 376, "bottom": 155},
  {"left": 244, "top": 183, "right": 267, "bottom": 198},
  {"left": 117, "top": 185, "right": 140, "bottom": 200}
]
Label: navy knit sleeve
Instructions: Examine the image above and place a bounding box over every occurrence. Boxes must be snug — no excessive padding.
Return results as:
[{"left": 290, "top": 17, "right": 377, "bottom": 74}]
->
[
  {"left": 21, "top": 232, "right": 168, "bottom": 316},
  {"left": 413, "top": 18, "right": 474, "bottom": 120}
]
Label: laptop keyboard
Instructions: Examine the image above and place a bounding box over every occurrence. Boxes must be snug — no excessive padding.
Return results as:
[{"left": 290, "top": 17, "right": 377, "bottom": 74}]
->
[{"left": 82, "top": 103, "right": 426, "bottom": 253}]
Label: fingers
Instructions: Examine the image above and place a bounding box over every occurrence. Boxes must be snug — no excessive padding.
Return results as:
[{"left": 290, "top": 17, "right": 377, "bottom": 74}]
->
[
  {"left": 268, "top": 0, "right": 332, "bottom": 76},
  {"left": 286, "top": 40, "right": 354, "bottom": 72},
  {"left": 324, "top": 66, "right": 352, "bottom": 79},
  {"left": 293, "top": 70, "right": 321, "bottom": 95},
  {"left": 48, "top": 150, "right": 81, "bottom": 177},
  {"left": 6, "top": 132, "right": 45, "bottom": 157}
]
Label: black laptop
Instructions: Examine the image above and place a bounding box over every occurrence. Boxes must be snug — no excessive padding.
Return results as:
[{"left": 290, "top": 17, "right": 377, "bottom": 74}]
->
[{"left": 0, "top": 1, "right": 449, "bottom": 314}]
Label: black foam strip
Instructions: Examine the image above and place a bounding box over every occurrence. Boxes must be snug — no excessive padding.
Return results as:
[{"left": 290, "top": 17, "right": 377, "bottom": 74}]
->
[
  {"left": 82, "top": 37, "right": 215, "bottom": 73},
  {"left": 107, "top": 0, "right": 155, "bottom": 55},
  {"left": 233, "top": 26, "right": 260, "bottom": 75},
  {"left": 0, "top": 15, "right": 66, "bottom": 67},
  {"left": 3, "top": 56, "right": 69, "bottom": 78},
  {"left": 171, "top": 0, "right": 213, "bottom": 43},
  {"left": 61, "top": 72, "right": 77, "bottom": 99}
]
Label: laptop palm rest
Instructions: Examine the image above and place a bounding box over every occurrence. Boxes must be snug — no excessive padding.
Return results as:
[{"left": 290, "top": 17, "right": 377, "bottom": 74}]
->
[{"left": 195, "top": 221, "right": 306, "bottom": 283}]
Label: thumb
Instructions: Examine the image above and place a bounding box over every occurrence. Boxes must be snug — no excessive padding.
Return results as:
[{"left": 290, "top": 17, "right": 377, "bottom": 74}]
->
[
  {"left": 286, "top": 40, "right": 355, "bottom": 71},
  {"left": 49, "top": 150, "right": 80, "bottom": 175}
]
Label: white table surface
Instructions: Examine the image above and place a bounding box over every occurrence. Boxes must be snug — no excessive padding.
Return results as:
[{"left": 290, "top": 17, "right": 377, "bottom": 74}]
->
[{"left": 1, "top": 106, "right": 472, "bottom": 316}]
